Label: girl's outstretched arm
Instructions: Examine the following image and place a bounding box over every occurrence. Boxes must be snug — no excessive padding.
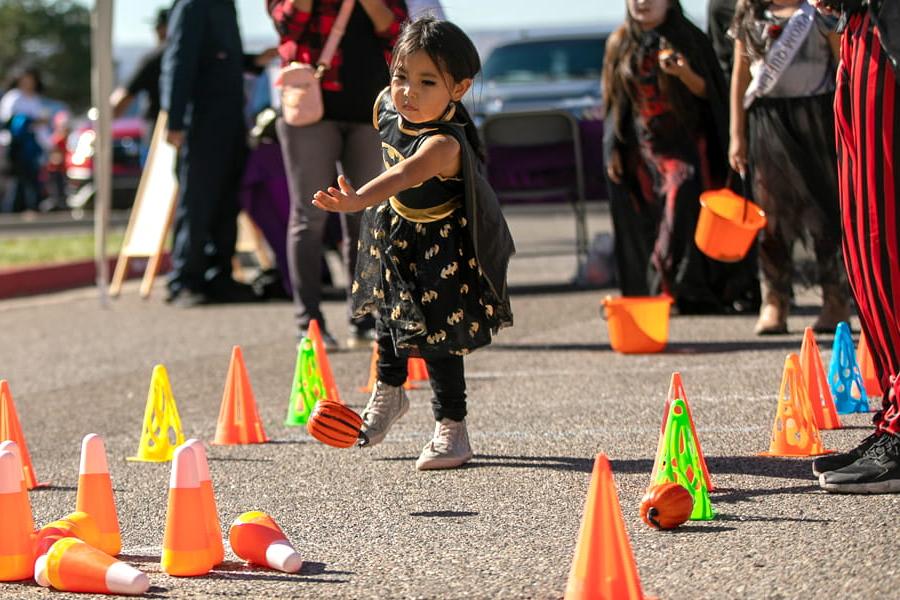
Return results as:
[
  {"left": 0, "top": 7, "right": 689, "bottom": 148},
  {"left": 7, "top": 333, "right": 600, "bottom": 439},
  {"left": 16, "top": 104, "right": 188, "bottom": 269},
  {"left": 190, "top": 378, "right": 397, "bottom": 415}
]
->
[{"left": 313, "top": 134, "right": 461, "bottom": 213}]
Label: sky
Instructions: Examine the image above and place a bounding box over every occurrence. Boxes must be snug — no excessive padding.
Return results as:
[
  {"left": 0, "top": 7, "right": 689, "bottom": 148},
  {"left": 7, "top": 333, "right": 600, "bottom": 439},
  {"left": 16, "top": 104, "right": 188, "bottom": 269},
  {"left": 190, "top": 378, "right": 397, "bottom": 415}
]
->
[{"left": 75, "top": 0, "right": 711, "bottom": 48}]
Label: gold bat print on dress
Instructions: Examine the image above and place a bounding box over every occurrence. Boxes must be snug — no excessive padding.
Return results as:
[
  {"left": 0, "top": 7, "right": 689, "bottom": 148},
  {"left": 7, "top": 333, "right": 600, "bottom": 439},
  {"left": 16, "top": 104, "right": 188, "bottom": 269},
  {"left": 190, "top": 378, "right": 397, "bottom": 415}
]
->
[
  {"left": 447, "top": 309, "right": 464, "bottom": 325},
  {"left": 440, "top": 224, "right": 452, "bottom": 238},
  {"left": 426, "top": 329, "right": 447, "bottom": 344},
  {"left": 425, "top": 245, "right": 440, "bottom": 260},
  {"left": 459, "top": 284, "right": 469, "bottom": 294},
  {"left": 392, "top": 238, "right": 408, "bottom": 250},
  {"left": 440, "top": 261, "right": 459, "bottom": 279},
  {"left": 391, "top": 305, "right": 402, "bottom": 320},
  {"left": 421, "top": 289, "right": 438, "bottom": 304},
  {"left": 469, "top": 321, "right": 480, "bottom": 336}
]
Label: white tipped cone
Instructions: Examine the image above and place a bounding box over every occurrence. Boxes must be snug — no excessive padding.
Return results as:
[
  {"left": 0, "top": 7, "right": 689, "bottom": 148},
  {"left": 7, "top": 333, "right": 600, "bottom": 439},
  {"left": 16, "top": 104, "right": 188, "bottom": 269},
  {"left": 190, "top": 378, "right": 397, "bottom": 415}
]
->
[
  {"left": 33, "top": 554, "right": 50, "bottom": 587},
  {"left": 105, "top": 562, "right": 150, "bottom": 595},
  {"left": 265, "top": 540, "right": 303, "bottom": 573},
  {"left": 79, "top": 433, "right": 110, "bottom": 475}
]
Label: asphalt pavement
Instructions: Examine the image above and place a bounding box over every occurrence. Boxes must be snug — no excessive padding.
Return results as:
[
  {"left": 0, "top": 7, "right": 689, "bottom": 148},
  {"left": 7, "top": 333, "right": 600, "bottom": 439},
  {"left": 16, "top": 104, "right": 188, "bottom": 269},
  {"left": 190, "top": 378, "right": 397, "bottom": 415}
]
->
[{"left": 0, "top": 205, "right": 897, "bottom": 599}]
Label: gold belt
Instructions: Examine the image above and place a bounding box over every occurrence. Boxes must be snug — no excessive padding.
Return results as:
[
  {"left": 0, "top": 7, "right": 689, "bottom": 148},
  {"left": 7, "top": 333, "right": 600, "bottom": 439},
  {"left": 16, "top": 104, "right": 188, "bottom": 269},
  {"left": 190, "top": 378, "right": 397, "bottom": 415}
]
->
[{"left": 389, "top": 196, "right": 461, "bottom": 223}]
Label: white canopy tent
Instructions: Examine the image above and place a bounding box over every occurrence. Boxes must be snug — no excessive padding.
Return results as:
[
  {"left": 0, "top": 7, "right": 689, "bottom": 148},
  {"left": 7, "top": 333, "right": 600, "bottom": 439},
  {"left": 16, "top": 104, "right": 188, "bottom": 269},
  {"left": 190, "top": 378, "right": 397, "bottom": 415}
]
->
[{"left": 91, "top": 0, "right": 113, "bottom": 304}]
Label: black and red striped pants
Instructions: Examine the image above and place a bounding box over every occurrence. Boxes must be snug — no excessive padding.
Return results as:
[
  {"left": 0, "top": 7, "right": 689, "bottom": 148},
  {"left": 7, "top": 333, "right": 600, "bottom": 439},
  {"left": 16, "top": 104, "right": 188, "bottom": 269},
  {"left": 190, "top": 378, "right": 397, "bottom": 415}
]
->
[{"left": 835, "top": 11, "right": 900, "bottom": 435}]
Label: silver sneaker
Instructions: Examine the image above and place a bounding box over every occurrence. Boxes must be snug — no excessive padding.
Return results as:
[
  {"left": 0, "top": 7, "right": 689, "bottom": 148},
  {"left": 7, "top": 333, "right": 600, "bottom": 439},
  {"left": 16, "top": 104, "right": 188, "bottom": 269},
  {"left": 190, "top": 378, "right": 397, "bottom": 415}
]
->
[
  {"left": 359, "top": 381, "right": 409, "bottom": 447},
  {"left": 415, "top": 419, "right": 474, "bottom": 470}
]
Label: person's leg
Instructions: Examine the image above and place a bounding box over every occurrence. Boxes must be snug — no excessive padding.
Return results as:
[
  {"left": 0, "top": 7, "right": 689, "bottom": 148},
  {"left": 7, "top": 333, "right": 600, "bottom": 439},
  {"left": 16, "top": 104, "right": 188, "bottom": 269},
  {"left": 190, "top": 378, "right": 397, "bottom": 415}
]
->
[
  {"left": 818, "top": 12, "right": 900, "bottom": 492},
  {"left": 277, "top": 118, "right": 341, "bottom": 337},
  {"left": 754, "top": 178, "right": 793, "bottom": 335},
  {"left": 360, "top": 317, "right": 410, "bottom": 447},
  {"left": 339, "top": 121, "right": 383, "bottom": 342},
  {"left": 416, "top": 355, "right": 472, "bottom": 470},
  {"left": 206, "top": 122, "right": 248, "bottom": 297}
]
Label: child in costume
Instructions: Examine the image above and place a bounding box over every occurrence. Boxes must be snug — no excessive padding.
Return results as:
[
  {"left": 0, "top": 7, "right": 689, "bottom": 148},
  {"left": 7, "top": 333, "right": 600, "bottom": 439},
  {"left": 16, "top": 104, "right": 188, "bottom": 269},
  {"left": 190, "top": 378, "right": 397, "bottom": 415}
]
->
[
  {"left": 312, "top": 18, "right": 514, "bottom": 470},
  {"left": 729, "top": 0, "right": 851, "bottom": 335}
]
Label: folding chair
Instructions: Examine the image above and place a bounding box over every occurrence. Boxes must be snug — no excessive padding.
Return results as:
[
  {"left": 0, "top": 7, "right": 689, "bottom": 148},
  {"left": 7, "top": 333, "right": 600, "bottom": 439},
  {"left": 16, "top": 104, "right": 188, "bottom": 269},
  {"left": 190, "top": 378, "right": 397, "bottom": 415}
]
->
[{"left": 481, "top": 110, "right": 589, "bottom": 277}]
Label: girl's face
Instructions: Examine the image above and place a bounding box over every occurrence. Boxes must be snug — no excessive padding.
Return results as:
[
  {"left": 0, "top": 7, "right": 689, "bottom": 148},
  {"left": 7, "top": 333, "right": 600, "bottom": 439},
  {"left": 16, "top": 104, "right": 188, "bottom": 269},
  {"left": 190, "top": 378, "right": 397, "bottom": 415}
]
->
[
  {"left": 18, "top": 73, "right": 37, "bottom": 94},
  {"left": 627, "top": 0, "right": 670, "bottom": 31},
  {"left": 391, "top": 50, "right": 471, "bottom": 124}
]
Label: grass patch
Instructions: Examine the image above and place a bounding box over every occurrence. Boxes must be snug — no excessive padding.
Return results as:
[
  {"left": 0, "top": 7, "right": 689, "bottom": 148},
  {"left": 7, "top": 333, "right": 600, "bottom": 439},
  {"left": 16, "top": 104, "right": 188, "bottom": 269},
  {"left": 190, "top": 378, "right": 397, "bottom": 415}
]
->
[{"left": 0, "top": 231, "right": 126, "bottom": 268}]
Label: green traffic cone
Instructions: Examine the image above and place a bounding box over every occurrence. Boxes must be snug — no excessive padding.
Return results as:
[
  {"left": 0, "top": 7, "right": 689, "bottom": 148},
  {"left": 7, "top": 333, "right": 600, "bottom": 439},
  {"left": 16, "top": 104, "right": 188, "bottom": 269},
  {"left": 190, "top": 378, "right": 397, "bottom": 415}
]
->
[
  {"left": 653, "top": 398, "right": 715, "bottom": 520},
  {"left": 285, "top": 338, "right": 327, "bottom": 426}
]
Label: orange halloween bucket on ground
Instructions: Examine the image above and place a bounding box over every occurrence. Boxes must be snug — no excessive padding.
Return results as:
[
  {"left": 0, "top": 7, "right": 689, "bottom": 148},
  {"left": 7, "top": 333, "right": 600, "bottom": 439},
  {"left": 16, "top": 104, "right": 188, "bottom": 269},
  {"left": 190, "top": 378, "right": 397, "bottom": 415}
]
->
[
  {"left": 694, "top": 187, "right": 766, "bottom": 262},
  {"left": 602, "top": 296, "right": 673, "bottom": 354}
]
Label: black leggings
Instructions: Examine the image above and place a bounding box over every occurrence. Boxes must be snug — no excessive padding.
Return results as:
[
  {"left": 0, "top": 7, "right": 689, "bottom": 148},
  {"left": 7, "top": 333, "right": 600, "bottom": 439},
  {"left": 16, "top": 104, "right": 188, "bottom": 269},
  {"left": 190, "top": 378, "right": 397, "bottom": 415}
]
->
[{"left": 375, "top": 319, "right": 467, "bottom": 422}]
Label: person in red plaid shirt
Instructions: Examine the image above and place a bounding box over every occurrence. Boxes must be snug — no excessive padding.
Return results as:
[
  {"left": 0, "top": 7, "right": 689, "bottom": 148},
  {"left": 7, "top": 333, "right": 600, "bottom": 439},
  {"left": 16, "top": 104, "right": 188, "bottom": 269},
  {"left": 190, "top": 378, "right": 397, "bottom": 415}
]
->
[{"left": 268, "top": 0, "right": 408, "bottom": 350}]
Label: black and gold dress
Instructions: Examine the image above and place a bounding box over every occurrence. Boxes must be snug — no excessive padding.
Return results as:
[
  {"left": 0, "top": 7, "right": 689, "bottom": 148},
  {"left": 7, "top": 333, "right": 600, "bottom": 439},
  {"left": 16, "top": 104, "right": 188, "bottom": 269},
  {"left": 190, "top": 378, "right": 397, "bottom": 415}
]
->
[{"left": 351, "top": 89, "right": 513, "bottom": 357}]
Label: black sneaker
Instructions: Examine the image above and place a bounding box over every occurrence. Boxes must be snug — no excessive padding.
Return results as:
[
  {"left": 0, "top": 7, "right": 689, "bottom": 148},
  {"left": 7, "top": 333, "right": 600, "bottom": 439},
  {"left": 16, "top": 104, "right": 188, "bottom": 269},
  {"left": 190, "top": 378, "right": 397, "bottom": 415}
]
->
[
  {"left": 811, "top": 432, "right": 882, "bottom": 476},
  {"left": 818, "top": 433, "right": 900, "bottom": 494}
]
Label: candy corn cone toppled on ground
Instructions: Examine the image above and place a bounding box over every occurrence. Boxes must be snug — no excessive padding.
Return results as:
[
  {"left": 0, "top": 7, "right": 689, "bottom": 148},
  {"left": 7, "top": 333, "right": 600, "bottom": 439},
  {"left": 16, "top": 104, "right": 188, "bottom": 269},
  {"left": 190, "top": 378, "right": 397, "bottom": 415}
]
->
[
  {"left": 34, "top": 537, "right": 149, "bottom": 595},
  {"left": 183, "top": 439, "right": 224, "bottom": 565},
  {"left": 0, "top": 450, "right": 34, "bottom": 581},
  {"left": 161, "top": 444, "right": 214, "bottom": 576},
  {"left": 0, "top": 440, "right": 34, "bottom": 533},
  {"left": 229, "top": 511, "right": 302, "bottom": 573},
  {"left": 33, "top": 511, "right": 102, "bottom": 565},
  {"left": 76, "top": 434, "right": 121, "bottom": 556}
]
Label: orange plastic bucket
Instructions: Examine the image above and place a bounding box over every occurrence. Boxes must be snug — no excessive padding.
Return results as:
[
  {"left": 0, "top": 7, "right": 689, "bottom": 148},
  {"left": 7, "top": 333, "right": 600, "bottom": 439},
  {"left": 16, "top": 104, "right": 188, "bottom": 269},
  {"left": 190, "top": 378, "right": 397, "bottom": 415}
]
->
[
  {"left": 602, "top": 296, "right": 673, "bottom": 354},
  {"left": 694, "top": 188, "right": 766, "bottom": 262}
]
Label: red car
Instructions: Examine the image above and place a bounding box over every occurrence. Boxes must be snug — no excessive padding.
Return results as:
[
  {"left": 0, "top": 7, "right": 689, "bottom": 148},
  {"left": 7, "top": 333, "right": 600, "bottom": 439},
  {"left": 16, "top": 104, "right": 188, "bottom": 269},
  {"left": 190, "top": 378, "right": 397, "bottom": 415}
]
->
[{"left": 65, "top": 116, "right": 147, "bottom": 210}]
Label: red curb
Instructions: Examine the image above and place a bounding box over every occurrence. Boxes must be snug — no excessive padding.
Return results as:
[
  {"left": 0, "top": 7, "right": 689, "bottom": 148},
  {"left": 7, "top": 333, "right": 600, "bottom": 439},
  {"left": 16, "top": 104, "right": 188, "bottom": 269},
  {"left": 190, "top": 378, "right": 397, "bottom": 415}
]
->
[{"left": 0, "top": 255, "right": 171, "bottom": 300}]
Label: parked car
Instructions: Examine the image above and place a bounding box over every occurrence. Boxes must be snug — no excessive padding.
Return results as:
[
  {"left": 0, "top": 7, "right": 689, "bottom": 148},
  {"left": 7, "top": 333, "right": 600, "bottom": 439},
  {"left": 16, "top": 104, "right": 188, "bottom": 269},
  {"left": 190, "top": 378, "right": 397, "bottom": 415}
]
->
[
  {"left": 470, "top": 33, "right": 609, "bottom": 201},
  {"left": 65, "top": 116, "right": 146, "bottom": 210}
]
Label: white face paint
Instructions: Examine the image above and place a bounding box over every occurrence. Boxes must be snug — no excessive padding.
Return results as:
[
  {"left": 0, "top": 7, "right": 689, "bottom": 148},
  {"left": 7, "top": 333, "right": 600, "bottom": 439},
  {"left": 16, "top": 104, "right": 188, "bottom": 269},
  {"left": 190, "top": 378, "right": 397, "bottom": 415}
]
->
[{"left": 627, "top": 0, "right": 670, "bottom": 31}]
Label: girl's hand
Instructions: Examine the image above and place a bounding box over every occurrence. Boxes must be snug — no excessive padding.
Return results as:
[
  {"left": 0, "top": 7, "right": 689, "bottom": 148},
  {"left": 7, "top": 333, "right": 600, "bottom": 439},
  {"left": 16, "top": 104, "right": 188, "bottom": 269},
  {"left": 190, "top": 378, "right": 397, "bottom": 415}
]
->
[
  {"left": 312, "top": 175, "right": 366, "bottom": 213},
  {"left": 606, "top": 150, "right": 624, "bottom": 184},
  {"left": 728, "top": 134, "right": 748, "bottom": 176},
  {"left": 659, "top": 50, "right": 689, "bottom": 77},
  {"left": 808, "top": 1, "right": 838, "bottom": 17}
]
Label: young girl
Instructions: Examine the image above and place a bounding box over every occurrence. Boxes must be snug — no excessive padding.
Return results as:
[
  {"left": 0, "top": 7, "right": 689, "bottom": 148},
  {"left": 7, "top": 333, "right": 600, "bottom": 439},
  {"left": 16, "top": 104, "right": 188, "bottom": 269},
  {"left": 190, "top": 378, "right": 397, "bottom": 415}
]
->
[
  {"left": 312, "top": 18, "right": 514, "bottom": 470},
  {"left": 730, "top": 0, "right": 851, "bottom": 335},
  {"left": 602, "top": 0, "right": 760, "bottom": 315}
]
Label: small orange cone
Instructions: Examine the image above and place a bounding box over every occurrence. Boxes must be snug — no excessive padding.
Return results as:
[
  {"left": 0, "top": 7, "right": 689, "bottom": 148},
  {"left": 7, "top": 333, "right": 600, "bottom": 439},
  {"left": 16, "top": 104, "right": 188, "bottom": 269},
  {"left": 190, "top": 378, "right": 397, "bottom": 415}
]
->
[
  {"left": 161, "top": 444, "right": 214, "bottom": 576},
  {"left": 565, "top": 454, "right": 648, "bottom": 600},
  {"left": 406, "top": 357, "right": 429, "bottom": 389},
  {"left": 0, "top": 379, "right": 48, "bottom": 488},
  {"left": 213, "top": 346, "right": 269, "bottom": 445},
  {"left": 34, "top": 537, "right": 149, "bottom": 595},
  {"left": 358, "top": 344, "right": 379, "bottom": 393},
  {"left": 761, "top": 354, "right": 833, "bottom": 457},
  {"left": 229, "top": 511, "right": 302, "bottom": 573},
  {"left": 76, "top": 434, "right": 121, "bottom": 556},
  {"left": 0, "top": 440, "right": 34, "bottom": 533},
  {"left": 800, "top": 328, "right": 843, "bottom": 430},
  {"left": 33, "top": 511, "right": 102, "bottom": 564},
  {"left": 184, "top": 439, "right": 224, "bottom": 565},
  {"left": 857, "top": 331, "right": 884, "bottom": 397},
  {"left": 307, "top": 319, "right": 342, "bottom": 403},
  {"left": 0, "top": 450, "right": 34, "bottom": 581},
  {"left": 650, "top": 372, "right": 714, "bottom": 491}
]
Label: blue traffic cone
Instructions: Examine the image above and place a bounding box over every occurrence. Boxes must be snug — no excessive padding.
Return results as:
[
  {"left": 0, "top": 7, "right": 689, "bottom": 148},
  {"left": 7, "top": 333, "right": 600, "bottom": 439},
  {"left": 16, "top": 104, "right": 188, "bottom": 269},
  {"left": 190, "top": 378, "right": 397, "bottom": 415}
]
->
[{"left": 827, "top": 322, "right": 869, "bottom": 414}]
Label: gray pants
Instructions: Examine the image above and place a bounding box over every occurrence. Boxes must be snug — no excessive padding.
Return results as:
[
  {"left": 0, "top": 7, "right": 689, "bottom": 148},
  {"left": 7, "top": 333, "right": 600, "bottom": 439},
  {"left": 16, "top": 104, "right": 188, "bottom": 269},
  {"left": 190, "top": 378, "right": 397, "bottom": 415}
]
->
[{"left": 276, "top": 117, "right": 383, "bottom": 335}]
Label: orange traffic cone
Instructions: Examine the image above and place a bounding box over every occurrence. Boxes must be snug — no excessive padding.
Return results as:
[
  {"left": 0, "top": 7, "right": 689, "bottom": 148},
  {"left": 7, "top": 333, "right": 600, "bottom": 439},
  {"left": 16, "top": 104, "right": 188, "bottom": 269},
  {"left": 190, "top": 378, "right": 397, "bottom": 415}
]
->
[
  {"left": 564, "top": 454, "right": 648, "bottom": 600},
  {"left": 650, "top": 372, "right": 714, "bottom": 491},
  {"left": 406, "top": 357, "right": 429, "bottom": 389},
  {"left": 800, "top": 328, "right": 843, "bottom": 430},
  {"left": 857, "top": 331, "right": 884, "bottom": 397},
  {"left": 229, "top": 511, "right": 302, "bottom": 573},
  {"left": 0, "top": 379, "right": 48, "bottom": 488},
  {"left": 358, "top": 344, "right": 379, "bottom": 393},
  {"left": 213, "top": 346, "right": 269, "bottom": 445},
  {"left": 761, "top": 354, "right": 833, "bottom": 457},
  {"left": 0, "top": 440, "right": 34, "bottom": 533},
  {"left": 34, "top": 537, "right": 149, "bottom": 595},
  {"left": 75, "top": 434, "right": 121, "bottom": 556},
  {"left": 184, "top": 439, "right": 224, "bottom": 565},
  {"left": 161, "top": 444, "right": 214, "bottom": 576},
  {"left": 307, "top": 319, "right": 341, "bottom": 403},
  {"left": 0, "top": 450, "right": 35, "bottom": 581},
  {"left": 33, "top": 511, "right": 102, "bottom": 563}
]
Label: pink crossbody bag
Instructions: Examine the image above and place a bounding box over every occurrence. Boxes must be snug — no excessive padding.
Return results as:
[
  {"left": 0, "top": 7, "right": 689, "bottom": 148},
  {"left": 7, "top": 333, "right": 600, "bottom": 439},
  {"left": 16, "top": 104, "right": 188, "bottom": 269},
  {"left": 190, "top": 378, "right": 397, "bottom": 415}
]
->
[{"left": 276, "top": 0, "right": 355, "bottom": 127}]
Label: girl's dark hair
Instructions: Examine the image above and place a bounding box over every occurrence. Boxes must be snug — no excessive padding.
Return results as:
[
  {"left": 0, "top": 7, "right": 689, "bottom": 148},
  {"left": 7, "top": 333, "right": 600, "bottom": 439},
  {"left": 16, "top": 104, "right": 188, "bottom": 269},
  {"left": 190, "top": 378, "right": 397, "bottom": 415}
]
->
[
  {"left": 391, "top": 17, "right": 484, "bottom": 158},
  {"left": 732, "top": 0, "right": 771, "bottom": 60},
  {"left": 5, "top": 66, "right": 44, "bottom": 95},
  {"left": 602, "top": 0, "right": 700, "bottom": 143}
]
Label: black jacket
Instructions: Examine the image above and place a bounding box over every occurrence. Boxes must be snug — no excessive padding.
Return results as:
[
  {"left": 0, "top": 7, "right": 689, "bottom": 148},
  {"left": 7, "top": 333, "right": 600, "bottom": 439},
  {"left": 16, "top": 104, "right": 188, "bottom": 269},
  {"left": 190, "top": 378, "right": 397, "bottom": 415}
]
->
[{"left": 872, "top": 0, "right": 900, "bottom": 77}]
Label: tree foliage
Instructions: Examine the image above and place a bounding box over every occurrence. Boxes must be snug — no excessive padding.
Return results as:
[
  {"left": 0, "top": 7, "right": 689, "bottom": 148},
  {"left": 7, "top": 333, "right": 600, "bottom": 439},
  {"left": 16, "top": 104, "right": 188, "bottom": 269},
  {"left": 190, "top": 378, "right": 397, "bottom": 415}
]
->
[{"left": 0, "top": 0, "right": 92, "bottom": 110}]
